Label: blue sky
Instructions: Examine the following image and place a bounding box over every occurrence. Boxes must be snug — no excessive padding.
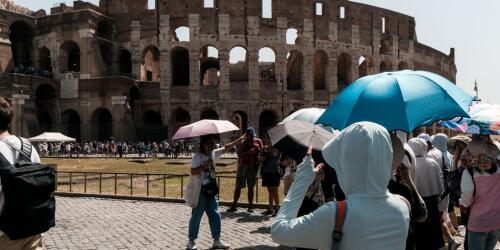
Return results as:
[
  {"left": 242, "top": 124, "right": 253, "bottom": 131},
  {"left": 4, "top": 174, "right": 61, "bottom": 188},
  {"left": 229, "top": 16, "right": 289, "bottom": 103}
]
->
[{"left": 14, "top": 0, "right": 498, "bottom": 104}]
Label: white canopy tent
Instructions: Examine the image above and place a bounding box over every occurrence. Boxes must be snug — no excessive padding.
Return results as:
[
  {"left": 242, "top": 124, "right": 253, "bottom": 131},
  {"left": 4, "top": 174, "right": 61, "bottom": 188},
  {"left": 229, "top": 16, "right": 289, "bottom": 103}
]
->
[{"left": 28, "top": 132, "right": 76, "bottom": 142}]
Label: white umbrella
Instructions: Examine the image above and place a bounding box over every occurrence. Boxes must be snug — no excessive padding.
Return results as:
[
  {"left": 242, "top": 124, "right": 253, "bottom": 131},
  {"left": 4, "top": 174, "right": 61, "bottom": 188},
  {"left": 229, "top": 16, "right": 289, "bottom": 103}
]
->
[
  {"left": 172, "top": 119, "right": 239, "bottom": 140},
  {"left": 29, "top": 132, "right": 76, "bottom": 142}
]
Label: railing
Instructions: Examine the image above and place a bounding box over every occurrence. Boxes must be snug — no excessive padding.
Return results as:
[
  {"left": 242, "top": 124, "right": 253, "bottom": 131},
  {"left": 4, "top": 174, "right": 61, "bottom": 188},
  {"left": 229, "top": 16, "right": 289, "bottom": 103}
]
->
[{"left": 56, "top": 171, "right": 284, "bottom": 204}]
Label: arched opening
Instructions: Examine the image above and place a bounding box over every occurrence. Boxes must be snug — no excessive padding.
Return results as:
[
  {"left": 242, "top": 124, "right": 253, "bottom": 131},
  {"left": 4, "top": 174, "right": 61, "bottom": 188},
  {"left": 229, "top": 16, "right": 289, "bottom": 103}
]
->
[
  {"left": 173, "top": 108, "right": 191, "bottom": 132},
  {"left": 38, "top": 47, "right": 52, "bottom": 73},
  {"left": 200, "top": 109, "right": 219, "bottom": 120},
  {"left": 231, "top": 111, "right": 248, "bottom": 132},
  {"left": 128, "top": 86, "right": 140, "bottom": 109},
  {"left": 380, "top": 61, "right": 391, "bottom": 72},
  {"left": 337, "top": 53, "right": 351, "bottom": 91},
  {"left": 200, "top": 45, "right": 220, "bottom": 86},
  {"left": 259, "top": 110, "right": 277, "bottom": 138},
  {"left": 287, "top": 50, "right": 303, "bottom": 90},
  {"left": 141, "top": 46, "right": 160, "bottom": 81},
  {"left": 9, "top": 21, "right": 34, "bottom": 69},
  {"left": 258, "top": 47, "right": 276, "bottom": 82},
  {"left": 171, "top": 47, "right": 190, "bottom": 86},
  {"left": 96, "top": 20, "right": 113, "bottom": 40},
  {"left": 313, "top": 50, "right": 328, "bottom": 90},
  {"left": 286, "top": 28, "right": 299, "bottom": 45},
  {"left": 91, "top": 108, "right": 113, "bottom": 140},
  {"left": 37, "top": 111, "right": 52, "bottom": 133},
  {"left": 358, "top": 56, "right": 368, "bottom": 78},
  {"left": 398, "top": 61, "right": 409, "bottom": 70},
  {"left": 118, "top": 49, "right": 132, "bottom": 75},
  {"left": 229, "top": 46, "right": 248, "bottom": 82},
  {"left": 100, "top": 44, "right": 113, "bottom": 75},
  {"left": 141, "top": 110, "right": 166, "bottom": 141},
  {"left": 61, "top": 109, "right": 81, "bottom": 141},
  {"left": 174, "top": 26, "right": 190, "bottom": 42},
  {"left": 35, "top": 84, "right": 57, "bottom": 133},
  {"left": 60, "top": 41, "right": 80, "bottom": 72}
]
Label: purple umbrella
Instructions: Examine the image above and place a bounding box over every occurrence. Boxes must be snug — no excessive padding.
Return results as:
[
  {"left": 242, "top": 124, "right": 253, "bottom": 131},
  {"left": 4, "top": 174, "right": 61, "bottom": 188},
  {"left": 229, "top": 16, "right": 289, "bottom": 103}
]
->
[{"left": 172, "top": 119, "right": 240, "bottom": 140}]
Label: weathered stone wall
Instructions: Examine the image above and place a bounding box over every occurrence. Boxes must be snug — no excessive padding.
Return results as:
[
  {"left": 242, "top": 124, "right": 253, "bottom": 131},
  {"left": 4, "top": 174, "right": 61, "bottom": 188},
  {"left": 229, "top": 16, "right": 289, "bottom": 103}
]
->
[{"left": 0, "top": 0, "right": 458, "bottom": 140}]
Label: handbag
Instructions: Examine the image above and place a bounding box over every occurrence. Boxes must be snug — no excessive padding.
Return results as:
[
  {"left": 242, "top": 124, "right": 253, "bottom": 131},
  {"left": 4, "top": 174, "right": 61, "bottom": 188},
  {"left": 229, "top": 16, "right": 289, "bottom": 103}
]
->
[{"left": 184, "top": 174, "right": 201, "bottom": 207}]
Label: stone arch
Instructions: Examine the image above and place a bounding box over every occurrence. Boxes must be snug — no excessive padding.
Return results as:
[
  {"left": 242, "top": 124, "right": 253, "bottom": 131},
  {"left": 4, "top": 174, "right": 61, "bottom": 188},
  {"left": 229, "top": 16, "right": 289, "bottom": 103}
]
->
[
  {"left": 35, "top": 84, "right": 56, "bottom": 133},
  {"left": 99, "top": 43, "right": 113, "bottom": 75},
  {"left": 200, "top": 109, "right": 219, "bottom": 120},
  {"left": 128, "top": 86, "right": 140, "bottom": 108},
  {"left": 259, "top": 110, "right": 278, "bottom": 138},
  {"left": 118, "top": 49, "right": 132, "bottom": 75},
  {"left": 141, "top": 110, "right": 166, "bottom": 141},
  {"left": 398, "top": 61, "right": 409, "bottom": 70},
  {"left": 313, "top": 50, "right": 328, "bottom": 90},
  {"left": 38, "top": 46, "right": 52, "bottom": 73},
  {"left": 287, "top": 50, "right": 303, "bottom": 90},
  {"left": 60, "top": 41, "right": 80, "bottom": 72},
  {"left": 171, "top": 47, "right": 190, "bottom": 86},
  {"left": 380, "top": 60, "right": 392, "bottom": 72},
  {"left": 96, "top": 19, "right": 113, "bottom": 40},
  {"left": 61, "top": 109, "right": 81, "bottom": 141},
  {"left": 141, "top": 46, "right": 160, "bottom": 81},
  {"left": 337, "top": 52, "right": 352, "bottom": 91},
  {"left": 37, "top": 111, "right": 52, "bottom": 133},
  {"left": 231, "top": 110, "right": 248, "bottom": 132},
  {"left": 358, "top": 56, "right": 370, "bottom": 78},
  {"left": 173, "top": 26, "right": 190, "bottom": 42},
  {"left": 229, "top": 46, "right": 248, "bottom": 82},
  {"left": 172, "top": 108, "right": 191, "bottom": 132},
  {"left": 91, "top": 108, "right": 113, "bottom": 140},
  {"left": 9, "top": 21, "right": 35, "bottom": 69},
  {"left": 258, "top": 47, "right": 276, "bottom": 82},
  {"left": 286, "top": 28, "right": 299, "bottom": 45},
  {"left": 200, "top": 45, "right": 220, "bottom": 86}
]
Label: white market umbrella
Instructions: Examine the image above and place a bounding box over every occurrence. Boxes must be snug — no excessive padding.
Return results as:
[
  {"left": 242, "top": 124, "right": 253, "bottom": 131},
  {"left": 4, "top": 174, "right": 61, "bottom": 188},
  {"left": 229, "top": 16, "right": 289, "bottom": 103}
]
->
[{"left": 29, "top": 132, "right": 76, "bottom": 142}]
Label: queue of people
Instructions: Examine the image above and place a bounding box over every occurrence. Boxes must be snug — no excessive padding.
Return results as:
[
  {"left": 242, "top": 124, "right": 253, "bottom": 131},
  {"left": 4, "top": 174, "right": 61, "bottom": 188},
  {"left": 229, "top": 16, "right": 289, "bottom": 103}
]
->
[{"left": 184, "top": 122, "right": 500, "bottom": 250}]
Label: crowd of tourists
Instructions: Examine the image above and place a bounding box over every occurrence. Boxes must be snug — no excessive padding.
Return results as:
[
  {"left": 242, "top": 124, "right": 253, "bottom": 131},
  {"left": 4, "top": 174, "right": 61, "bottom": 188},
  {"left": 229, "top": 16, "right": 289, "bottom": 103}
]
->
[
  {"left": 185, "top": 124, "right": 500, "bottom": 250},
  {"left": 34, "top": 140, "right": 194, "bottom": 158}
]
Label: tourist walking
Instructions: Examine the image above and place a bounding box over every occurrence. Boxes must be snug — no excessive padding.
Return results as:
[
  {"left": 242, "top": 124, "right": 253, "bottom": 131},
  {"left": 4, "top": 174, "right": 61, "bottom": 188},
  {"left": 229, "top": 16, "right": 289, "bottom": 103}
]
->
[
  {"left": 184, "top": 135, "right": 245, "bottom": 250},
  {"left": 272, "top": 122, "right": 410, "bottom": 250},
  {"left": 460, "top": 134, "right": 500, "bottom": 250},
  {"left": 259, "top": 137, "right": 281, "bottom": 216},
  {"left": 408, "top": 138, "right": 445, "bottom": 250},
  {"left": 227, "top": 127, "right": 263, "bottom": 212}
]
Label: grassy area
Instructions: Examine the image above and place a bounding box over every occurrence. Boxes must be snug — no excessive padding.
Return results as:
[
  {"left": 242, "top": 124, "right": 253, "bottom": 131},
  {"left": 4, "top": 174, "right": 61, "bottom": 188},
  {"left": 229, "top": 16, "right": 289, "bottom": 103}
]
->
[{"left": 46, "top": 158, "right": 285, "bottom": 203}]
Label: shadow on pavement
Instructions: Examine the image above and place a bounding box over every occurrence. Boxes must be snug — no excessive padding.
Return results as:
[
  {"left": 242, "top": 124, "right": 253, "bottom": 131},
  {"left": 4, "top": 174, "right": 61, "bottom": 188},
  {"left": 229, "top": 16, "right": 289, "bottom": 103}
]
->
[{"left": 232, "top": 245, "right": 293, "bottom": 250}]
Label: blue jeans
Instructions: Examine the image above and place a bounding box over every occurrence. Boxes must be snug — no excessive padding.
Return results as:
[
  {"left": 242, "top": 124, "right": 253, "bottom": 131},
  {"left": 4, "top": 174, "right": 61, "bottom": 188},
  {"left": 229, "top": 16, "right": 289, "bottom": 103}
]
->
[
  {"left": 468, "top": 230, "right": 500, "bottom": 250},
  {"left": 188, "top": 192, "right": 221, "bottom": 241}
]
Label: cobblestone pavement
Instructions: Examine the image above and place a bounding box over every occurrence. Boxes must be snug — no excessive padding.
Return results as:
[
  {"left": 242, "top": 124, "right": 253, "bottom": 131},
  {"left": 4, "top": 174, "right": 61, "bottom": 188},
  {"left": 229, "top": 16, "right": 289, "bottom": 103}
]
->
[
  {"left": 45, "top": 197, "right": 499, "bottom": 250},
  {"left": 45, "top": 197, "right": 288, "bottom": 249}
]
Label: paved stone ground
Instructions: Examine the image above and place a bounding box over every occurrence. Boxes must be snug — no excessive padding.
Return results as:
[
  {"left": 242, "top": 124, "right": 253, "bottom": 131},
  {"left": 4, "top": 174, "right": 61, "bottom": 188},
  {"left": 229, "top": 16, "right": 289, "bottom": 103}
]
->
[
  {"left": 45, "top": 197, "right": 288, "bottom": 249},
  {"left": 45, "top": 197, "right": 499, "bottom": 250}
]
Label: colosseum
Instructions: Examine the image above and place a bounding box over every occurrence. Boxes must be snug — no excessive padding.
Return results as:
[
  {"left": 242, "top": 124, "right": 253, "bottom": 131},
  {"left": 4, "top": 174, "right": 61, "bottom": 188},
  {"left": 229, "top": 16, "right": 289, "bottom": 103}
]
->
[{"left": 0, "top": 0, "right": 457, "bottom": 141}]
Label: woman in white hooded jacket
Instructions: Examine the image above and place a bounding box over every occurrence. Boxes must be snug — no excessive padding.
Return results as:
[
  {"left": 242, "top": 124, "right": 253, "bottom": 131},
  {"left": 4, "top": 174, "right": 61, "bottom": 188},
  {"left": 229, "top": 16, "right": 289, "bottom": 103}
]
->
[
  {"left": 271, "top": 122, "right": 410, "bottom": 250},
  {"left": 408, "top": 138, "right": 444, "bottom": 250}
]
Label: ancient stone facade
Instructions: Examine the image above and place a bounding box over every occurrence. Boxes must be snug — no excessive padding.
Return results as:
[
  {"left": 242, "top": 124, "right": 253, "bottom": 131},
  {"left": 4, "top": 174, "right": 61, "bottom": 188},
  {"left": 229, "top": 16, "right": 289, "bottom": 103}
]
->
[{"left": 0, "top": 0, "right": 457, "bottom": 141}]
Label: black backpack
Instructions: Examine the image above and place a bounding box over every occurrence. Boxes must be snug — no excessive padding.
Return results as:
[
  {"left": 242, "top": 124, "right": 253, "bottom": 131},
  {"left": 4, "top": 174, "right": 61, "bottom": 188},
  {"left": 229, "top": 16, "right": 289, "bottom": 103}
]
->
[{"left": 0, "top": 136, "right": 56, "bottom": 240}]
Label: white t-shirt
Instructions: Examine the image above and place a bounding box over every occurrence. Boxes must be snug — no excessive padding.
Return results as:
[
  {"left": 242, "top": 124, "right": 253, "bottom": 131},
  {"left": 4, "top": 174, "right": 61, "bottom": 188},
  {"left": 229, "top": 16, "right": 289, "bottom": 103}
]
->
[
  {"left": 191, "top": 148, "right": 224, "bottom": 185},
  {"left": 0, "top": 135, "right": 41, "bottom": 236}
]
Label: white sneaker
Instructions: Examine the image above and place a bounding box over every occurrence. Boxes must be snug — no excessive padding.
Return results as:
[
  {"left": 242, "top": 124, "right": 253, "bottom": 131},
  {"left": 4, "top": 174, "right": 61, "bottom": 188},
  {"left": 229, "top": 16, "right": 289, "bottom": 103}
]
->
[
  {"left": 212, "top": 239, "right": 230, "bottom": 249},
  {"left": 187, "top": 240, "right": 197, "bottom": 250}
]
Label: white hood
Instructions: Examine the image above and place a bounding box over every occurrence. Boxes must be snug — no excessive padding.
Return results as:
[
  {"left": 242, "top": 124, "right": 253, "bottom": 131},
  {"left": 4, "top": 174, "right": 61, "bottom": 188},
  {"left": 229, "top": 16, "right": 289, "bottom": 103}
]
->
[
  {"left": 409, "top": 138, "right": 428, "bottom": 157},
  {"left": 322, "top": 122, "right": 392, "bottom": 196},
  {"left": 432, "top": 133, "right": 449, "bottom": 153}
]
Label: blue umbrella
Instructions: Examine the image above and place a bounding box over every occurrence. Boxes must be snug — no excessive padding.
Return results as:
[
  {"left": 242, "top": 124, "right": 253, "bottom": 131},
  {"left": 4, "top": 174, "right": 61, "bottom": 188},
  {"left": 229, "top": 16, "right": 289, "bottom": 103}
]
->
[{"left": 316, "top": 70, "right": 474, "bottom": 132}]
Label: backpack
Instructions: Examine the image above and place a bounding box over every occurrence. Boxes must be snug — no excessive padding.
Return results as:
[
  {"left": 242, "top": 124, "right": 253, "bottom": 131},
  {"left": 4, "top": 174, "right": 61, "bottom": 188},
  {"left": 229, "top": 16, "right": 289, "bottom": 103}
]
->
[
  {"left": 331, "top": 200, "right": 347, "bottom": 250},
  {"left": 0, "top": 137, "right": 56, "bottom": 240}
]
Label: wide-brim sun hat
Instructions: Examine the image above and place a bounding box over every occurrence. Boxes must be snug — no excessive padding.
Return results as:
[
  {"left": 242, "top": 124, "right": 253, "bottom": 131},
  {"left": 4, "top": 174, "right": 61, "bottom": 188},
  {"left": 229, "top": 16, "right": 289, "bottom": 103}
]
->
[{"left": 447, "top": 135, "right": 471, "bottom": 153}]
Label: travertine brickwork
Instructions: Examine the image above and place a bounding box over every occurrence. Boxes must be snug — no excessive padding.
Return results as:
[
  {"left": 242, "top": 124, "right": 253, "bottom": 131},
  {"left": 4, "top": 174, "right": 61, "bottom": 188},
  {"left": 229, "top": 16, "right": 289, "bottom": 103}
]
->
[{"left": 0, "top": 0, "right": 457, "bottom": 140}]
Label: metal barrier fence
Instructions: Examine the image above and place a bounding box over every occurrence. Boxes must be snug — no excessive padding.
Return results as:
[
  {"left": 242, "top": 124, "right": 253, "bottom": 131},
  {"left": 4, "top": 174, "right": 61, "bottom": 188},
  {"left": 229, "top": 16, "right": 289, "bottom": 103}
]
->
[{"left": 56, "top": 171, "right": 284, "bottom": 203}]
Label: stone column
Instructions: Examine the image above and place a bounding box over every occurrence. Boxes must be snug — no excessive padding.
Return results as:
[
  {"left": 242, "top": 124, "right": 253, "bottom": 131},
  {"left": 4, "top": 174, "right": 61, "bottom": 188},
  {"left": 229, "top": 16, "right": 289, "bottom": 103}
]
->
[
  {"left": 218, "top": 50, "right": 230, "bottom": 100},
  {"left": 130, "top": 21, "right": 141, "bottom": 80},
  {"left": 247, "top": 48, "right": 260, "bottom": 100},
  {"left": 303, "top": 53, "right": 313, "bottom": 104},
  {"left": 159, "top": 15, "right": 171, "bottom": 124},
  {"left": 189, "top": 48, "right": 200, "bottom": 106},
  {"left": 328, "top": 58, "right": 338, "bottom": 100}
]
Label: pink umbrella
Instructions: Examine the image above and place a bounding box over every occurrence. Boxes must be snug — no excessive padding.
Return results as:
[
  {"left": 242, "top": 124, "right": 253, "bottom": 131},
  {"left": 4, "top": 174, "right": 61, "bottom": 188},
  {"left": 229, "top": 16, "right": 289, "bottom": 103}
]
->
[{"left": 172, "top": 119, "right": 240, "bottom": 140}]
